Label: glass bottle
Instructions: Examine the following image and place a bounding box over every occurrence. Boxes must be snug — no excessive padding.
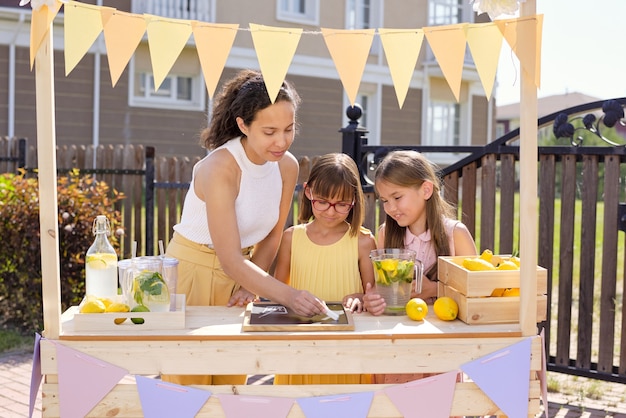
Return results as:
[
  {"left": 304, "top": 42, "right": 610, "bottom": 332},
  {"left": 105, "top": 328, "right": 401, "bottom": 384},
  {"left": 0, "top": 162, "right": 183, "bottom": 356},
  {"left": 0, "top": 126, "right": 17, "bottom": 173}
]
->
[{"left": 85, "top": 215, "right": 118, "bottom": 299}]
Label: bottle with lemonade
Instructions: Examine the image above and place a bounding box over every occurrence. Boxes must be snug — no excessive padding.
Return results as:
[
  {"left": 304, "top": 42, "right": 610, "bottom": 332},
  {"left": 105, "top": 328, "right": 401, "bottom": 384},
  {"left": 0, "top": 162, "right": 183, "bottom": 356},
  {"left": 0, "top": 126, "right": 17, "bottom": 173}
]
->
[{"left": 85, "top": 215, "right": 118, "bottom": 299}]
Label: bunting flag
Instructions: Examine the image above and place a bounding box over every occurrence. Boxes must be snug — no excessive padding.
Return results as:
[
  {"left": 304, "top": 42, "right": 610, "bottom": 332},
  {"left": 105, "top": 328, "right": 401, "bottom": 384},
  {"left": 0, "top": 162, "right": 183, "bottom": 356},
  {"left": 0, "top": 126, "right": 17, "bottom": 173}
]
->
[
  {"left": 461, "top": 338, "right": 532, "bottom": 418},
  {"left": 250, "top": 24, "right": 303, "bottom": 103},
  {"left": 136, "top": 375, "right": 211, "bottom": 418},
  {"left": 28, "top": 333, "right": 42, "bottom": 418},
  {"left": 216, "top": 393, "right": 295, "bottom": 418},
  {"left": 56, "top": 343, "right": 128, "bottom": 418},
  {"left": 29, "top": 0, "right": 63, "bottom": 69},
  {"left": 145, "top": 14, "right": 192, "bottom": 91},
  {"left": 496, "top": 14, "right": 543, "bottom": 88},
  {"left": 466, "top": 22, "right": 504, "bottom": 99},
  {"left": 192, "top": 22, "right": 239, "bottom": 99},
  {"left": 63, "top": 1, "right": 104, "bottom": 76},
  {"left": 378, "top": 28, "right": 424, "bottom": 108},
  {"left": 321, "top": 28, "right": 375, "bottom": 106},
  {"left": 296, "top": 391, "right": 374, "bottom": 418},
  {"left": 101, "top": 9, "right": 147, "bottom": 87},
  {"left": 424, "top": 23, "right": 468, "bottom": 102},
  {"left": 383, "top": 371, "right": 458, "bottom": 418}
]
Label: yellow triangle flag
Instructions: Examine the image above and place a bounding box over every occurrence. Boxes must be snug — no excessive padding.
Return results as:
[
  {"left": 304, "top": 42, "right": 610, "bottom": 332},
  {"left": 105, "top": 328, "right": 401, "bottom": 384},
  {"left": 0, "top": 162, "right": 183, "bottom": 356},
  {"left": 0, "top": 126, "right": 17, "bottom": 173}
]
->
[
  {"left": 101, "top": 9, "right": 147, "bottom": 87},
  {"left": 378, "top": 28, "right": 424, "bottom": 108},
  {"left": 249, "top": 24, "right": 302, "bottom": 103},
  {"left": 321, "top": 28, "right": 375, "bottom": 105},
  {"left": 466, "top": 22, "right": 503, "bottom": 99},
  {"left": 145, "top": 14, "right": 192, "bottom": 91},
  {"left": 497, "top": 15, "right": 543, "bottom": 88},
  {"left": 64, "top": 1, "right": 104, "bottom": 76},
  {"left": 424, "top": 23, "right": 468, "bottom": 102},
  {"left": 30, "top": 0, "right": 64, "bottom": 69},
  {"left": 191, "top": 22, "right": 238, "bottom": 99}
]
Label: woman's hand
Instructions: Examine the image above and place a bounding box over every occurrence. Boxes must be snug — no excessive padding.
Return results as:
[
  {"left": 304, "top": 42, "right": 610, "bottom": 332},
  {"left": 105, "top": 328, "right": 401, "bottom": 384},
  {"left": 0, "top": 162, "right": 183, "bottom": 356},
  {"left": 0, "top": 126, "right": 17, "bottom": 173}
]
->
[
  {"left": 343, "top": 294, "right": 365, "bottom": 313},
  {"left": 362, "top": 283, "right": 386, "bottom": 316},
  {"left": 287, "top": 289, "right": 327, "bottom": 317},
  {"left": 227, "top": 288, "right": 258, "bottom": 307}
]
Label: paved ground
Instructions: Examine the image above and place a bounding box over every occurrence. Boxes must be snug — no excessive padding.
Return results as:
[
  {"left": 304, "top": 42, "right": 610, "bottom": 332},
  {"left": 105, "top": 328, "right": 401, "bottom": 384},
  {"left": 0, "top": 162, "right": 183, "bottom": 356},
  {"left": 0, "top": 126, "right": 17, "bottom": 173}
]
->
[{"left": 1, "top": 349, "right": 625, "bottom": 417}]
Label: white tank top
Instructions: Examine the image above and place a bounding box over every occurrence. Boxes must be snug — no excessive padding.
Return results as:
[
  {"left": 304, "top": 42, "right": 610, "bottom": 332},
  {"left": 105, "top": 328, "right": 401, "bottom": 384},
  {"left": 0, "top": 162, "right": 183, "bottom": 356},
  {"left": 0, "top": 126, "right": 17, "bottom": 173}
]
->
[{"left": 173, "top": 137, "right": 282, "bottom": 248}]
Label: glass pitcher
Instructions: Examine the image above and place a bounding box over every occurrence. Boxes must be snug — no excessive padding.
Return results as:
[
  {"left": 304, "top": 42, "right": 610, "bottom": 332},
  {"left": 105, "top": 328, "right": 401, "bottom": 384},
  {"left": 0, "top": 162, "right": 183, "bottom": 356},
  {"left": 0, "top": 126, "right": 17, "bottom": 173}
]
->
[
  {"left": 120, "top": 256, "right": 170, "bottom": 313},
  {"left": 370, "top": 249, "right": 424, "bottom": 315}
]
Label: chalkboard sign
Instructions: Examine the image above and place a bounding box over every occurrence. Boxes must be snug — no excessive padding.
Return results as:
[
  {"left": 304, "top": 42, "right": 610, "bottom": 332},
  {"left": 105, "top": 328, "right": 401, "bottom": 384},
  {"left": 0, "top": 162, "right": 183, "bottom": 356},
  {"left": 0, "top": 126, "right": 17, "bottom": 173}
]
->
[{"left": 242, "top": 302, "right": 354, "bottom": 331}]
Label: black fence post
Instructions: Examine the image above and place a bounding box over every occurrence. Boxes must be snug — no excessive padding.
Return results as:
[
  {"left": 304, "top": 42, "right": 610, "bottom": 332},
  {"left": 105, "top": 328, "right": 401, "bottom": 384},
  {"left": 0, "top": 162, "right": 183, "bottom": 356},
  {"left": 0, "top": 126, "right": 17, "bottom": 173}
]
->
[
  {"left": 339, "top": 105, "right": 370, "bottom": 189},
  {"left": 18, "top": 138, "right": 26, "bottom": 170},
  {"left": 145, "top": 146, "right": 155, "bottom": 256}
]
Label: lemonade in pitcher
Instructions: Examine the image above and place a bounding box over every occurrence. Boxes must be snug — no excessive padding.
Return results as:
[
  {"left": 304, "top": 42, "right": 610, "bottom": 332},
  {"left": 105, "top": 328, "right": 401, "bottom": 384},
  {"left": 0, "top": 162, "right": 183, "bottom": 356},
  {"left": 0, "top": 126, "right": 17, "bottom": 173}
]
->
[{"left": 371, "top": 249, "right": 423, "bottom": 315}]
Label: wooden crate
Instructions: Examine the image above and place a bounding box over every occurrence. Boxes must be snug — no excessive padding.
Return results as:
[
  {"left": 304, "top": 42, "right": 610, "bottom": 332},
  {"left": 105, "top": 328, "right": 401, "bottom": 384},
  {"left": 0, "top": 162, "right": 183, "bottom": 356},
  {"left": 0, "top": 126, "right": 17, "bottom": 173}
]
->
[
  {"left": 73, "top": 294, "right": 186, "bottom": 331},
  {"left": 438, "top": 282, "right": 547, "bottom": 324},
  {"left": 437, "top": 256, "right": 548, "bottom": 324},
  {"left": 438, "top": 256, "right": 547, "bottom": 297}
]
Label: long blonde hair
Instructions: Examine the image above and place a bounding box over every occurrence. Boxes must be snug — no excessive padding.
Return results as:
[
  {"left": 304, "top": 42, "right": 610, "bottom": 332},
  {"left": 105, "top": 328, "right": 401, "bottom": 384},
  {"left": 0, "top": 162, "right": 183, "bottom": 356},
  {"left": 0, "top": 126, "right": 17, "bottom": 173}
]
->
[{"left": 374, "top": 150, "right": 455, "bottom": 275}]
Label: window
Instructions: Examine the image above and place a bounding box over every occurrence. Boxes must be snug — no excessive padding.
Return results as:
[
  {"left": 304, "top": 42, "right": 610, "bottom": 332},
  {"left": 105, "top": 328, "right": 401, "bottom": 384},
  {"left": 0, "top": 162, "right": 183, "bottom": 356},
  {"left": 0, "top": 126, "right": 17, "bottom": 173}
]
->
[
  {"left": 427, "top": 0, "right": 474, "bottom": 64},
  {"left": 426, "top": 102, "right": 461, "bottom": 146},
  {"left": 130, "top": 72, "right": 205, "bottom": 111},
  {"left": 347, "top": 0, "right": 371, "bottom": 29},
  {"left": 277, "top": 0, "right": 319, "bottom": 25}
]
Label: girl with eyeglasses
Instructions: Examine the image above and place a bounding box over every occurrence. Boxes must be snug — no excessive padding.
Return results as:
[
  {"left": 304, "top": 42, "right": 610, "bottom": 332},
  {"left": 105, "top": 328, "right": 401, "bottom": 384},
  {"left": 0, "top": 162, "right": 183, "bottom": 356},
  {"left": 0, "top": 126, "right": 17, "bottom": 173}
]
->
[{"left": 273, "top": 153, "right": 376, "bottom": 385}]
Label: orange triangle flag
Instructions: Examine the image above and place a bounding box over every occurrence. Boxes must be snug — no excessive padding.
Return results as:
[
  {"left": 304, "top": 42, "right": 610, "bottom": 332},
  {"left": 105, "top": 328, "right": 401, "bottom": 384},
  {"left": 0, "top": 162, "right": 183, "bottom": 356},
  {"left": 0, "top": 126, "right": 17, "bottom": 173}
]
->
[
  {"left": 191, "top": 22, "right": 238, "bottom": 99},
  {"left": 496, "top": 15, "right": 543, "bottom": 88},
  {"left": 378, "top": 28, "right": 424, "bottom": 108},
  {"left": 424, "top": 23, "right": 468, "bottom": 102},
  {"left": 321, "top": 28, "right": 375, "bottom": 106},
  {"left": 30, "top": 0, "right": 64, "bottom": 69},
  {"left": 101, "top": 9, "right": 147, "bottom": 87},
  {"left": 466, "top": 22, "right": 503, "bottom": 99},
  {"left": 64, "top": 1, "right": 104, "bottom": 76},
  {"left": 249, "top": 24, "right": 302, "bottom": 103},
  {"left": 145, "top": 14, "right": 192, "bottom": 91}
]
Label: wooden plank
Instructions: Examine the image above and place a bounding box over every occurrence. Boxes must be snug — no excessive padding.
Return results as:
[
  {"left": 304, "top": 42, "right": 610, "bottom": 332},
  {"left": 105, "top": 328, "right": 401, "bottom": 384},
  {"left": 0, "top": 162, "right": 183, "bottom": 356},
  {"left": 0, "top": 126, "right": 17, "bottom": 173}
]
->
[
  {"left": 556, "top": 155, "right": 576, "bottom": 366},
  {"left": 443, "top": 170, "right": 459, "bottom": 210},
  {"left": 462, "top": 162, "right": 477, "bottom": 238},
  {"left": 598, "top": 155, "right": 619, "bottom": 373},
  {"left": 480, "top": 154, "right": 496, "bottom": 252},
  {"left": 576, "top": 155, "right": 598, "bottom": 369},
  {"left": 499, "top": 153, "right": 515, "bottom": 254},
  {"left": 538, "top": 154, "right": 556, "bottom": 346}
]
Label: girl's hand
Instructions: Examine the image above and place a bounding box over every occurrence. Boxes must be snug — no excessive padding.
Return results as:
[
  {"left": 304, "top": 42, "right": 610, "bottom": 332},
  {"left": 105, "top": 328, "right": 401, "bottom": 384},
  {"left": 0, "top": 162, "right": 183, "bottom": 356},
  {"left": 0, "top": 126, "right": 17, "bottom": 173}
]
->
[
  {"left": 362, "top": 283, "right": 386, "bottom": 316},
  {"left": 343, "top": 294, "right": 365, "bottom": 313},
  {"left": 411, "top": 276, "right": 438, "bottom": 302},
  {"left": 227, "top": 288, "right": 258, "bottom": 307}
]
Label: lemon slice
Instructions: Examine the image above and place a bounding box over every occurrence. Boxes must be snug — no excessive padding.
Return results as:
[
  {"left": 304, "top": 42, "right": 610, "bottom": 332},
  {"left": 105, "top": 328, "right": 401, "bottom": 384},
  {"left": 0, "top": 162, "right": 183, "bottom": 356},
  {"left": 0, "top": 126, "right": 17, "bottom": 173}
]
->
[{"left": 86, "top": 253, "right": 117, "bottom": 270}]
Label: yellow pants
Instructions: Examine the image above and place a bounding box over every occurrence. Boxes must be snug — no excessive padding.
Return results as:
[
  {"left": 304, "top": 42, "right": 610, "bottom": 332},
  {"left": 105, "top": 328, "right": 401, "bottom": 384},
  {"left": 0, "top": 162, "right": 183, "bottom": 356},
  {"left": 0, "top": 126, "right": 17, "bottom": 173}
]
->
[{"left": 161, "top": 232, "right": 252, "bottom": 385}]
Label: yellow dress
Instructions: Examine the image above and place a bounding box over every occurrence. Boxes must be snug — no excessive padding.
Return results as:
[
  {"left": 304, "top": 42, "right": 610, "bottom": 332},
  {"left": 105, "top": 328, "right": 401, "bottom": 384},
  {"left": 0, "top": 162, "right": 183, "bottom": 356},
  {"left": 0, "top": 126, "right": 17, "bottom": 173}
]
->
[{"left": 274, "top": 224, "right": 372, "bottom": 385}]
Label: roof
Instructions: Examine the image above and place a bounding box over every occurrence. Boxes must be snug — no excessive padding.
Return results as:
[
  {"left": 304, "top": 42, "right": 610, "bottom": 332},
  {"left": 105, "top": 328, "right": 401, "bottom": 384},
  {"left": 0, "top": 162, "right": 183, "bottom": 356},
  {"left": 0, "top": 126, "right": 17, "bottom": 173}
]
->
[{"left": 496, "top": 92, "right": 602, "bottom": 120}]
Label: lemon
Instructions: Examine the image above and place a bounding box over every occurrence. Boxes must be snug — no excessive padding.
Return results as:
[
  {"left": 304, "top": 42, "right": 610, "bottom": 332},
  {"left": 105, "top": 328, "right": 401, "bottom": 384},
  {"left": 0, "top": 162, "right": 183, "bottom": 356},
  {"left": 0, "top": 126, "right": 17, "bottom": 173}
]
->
[
  {"left": 497, "top": 260, "right": 519, "bottom": 270},
  {"left": 462, "top": 257, "right": 496, "bottom": 271},
  {"left": 131, "top": 305, "right": 150, "bottom": 324},
  {"left": 502, "top": 288, "right": 520, "bottom": 297},
  {"left": 380, "top": 259, "right": 398, "bottom": 272},
  {"left": 508, "top": 256, "right": 521, "bottom": 267},
  {"left": 86, "top": 253, "right": 117, "bottom": 270},
  {"left": 80, "top": 299, "right": 106, "bottom": 313},
  {"left": 98, "top": 297, "right": 114, "bottom": 309},
  {"left": 433, "top": 297, "right": 458, "bottom": 321},
  {"left": 106, "top": 302, "right": 130, "bottom": 313},
  {"left": 490, "top": 288, "right": 505, "bottom": 297},
  {"left": 479, "top": 249, "right": 493, "bottom": 263},
  {"left": 406, "top": 298, "right": 428, "bottom": 321}
]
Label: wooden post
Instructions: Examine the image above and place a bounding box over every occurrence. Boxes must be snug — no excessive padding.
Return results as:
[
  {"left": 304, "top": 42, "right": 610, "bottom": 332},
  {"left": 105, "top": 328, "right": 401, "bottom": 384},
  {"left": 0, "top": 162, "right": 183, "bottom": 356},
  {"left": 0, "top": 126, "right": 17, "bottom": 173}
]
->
[
  {"left": 518, "top": 0, "right": 539, "bottom": 336},
  {"left": 35, "top": 22, "right": 61, "bottom": 339}
]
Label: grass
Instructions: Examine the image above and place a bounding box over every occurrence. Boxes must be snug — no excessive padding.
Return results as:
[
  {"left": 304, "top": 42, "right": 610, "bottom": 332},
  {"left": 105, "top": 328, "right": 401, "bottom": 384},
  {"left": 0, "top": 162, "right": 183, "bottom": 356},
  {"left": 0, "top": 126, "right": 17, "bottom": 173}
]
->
[{"left": 0, "top": 329, "right": 33, "bottom": 354}]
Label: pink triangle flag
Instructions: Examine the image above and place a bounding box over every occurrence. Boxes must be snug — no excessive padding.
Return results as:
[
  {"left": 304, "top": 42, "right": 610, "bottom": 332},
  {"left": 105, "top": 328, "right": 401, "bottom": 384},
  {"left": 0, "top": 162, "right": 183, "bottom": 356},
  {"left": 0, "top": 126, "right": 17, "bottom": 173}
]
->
[
  {"left": 136, "top": 375, "right": 211, "bottom": 417},
  {"left": 217, "top": 393, "right": 295, "bottom": 418},
  {"left": 384, "top": 371, "right": 458, "bottom": 418},
  {"left": 296, "top": 391, "right": 374, "bottom": 418},
  {"left": 28, "top": 333, "right": 42, "bottom": 418},
  {"left": 461, "top": 338, "right": 532, "bottom": 418},
  {"left": 56, "top": 343, "right": 128, "bottom": 418}
]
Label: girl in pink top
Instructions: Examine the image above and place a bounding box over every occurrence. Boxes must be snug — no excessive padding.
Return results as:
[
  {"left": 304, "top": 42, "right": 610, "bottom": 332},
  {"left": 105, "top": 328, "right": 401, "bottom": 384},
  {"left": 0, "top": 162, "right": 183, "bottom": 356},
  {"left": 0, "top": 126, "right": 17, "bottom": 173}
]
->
[{"left": 363, "top": 150, "right": 477, "bottom": 315}]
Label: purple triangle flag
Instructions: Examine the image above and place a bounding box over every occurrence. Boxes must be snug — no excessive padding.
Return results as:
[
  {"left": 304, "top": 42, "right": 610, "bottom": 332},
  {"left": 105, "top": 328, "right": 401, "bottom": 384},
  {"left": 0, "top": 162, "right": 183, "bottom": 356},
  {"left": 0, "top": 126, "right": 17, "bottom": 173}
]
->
[
  {"left": 56, "top": 343, "right": 128, "bottom": 418},
  {"left": 29, "top": 333, "right": 42, "bottom": 418},
  {"left": 136, "top": 375, "right": 211, "bottom": 417},
  {"left": 384, "top": 371, "right": 458, "bottom": 418},
  {"left": 217, "top": 393, "right": 294, "bottom": 418},
  {"left": 296, "top": 391, "right": 374, "bottom": 418},
  {"left": 461, "top": 338, "right": 532, "bottom": 418}
]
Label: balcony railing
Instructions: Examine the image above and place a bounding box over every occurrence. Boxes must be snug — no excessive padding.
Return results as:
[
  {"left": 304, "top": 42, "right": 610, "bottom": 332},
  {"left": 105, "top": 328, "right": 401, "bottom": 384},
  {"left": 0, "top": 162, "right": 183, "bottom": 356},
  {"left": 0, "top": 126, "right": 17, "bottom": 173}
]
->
[{"left": 131, "top": 0, "right": 212, "bottom": 22}]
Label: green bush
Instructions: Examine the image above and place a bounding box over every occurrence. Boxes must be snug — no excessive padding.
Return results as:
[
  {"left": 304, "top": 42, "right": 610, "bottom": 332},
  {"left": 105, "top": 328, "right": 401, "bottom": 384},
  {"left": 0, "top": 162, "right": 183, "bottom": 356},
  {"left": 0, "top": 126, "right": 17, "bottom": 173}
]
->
[{"left": 0, "top": 169, "right": 124, "bottom": 332}]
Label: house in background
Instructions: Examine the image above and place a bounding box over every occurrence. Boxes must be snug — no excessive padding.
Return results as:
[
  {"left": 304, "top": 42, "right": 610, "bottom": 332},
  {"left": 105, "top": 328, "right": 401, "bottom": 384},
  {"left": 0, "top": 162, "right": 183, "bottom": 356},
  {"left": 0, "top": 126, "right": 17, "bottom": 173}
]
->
[{"left": 0, "top": 0, "right": 495, "bottom": 164}]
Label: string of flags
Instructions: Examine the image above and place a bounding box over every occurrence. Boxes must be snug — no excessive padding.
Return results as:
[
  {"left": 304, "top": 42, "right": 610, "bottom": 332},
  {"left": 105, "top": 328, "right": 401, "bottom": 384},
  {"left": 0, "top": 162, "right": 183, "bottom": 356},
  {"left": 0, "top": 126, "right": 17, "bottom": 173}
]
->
[
  {"left": 29, "top": 332, "right": 549, "bottom": 418},
  {"left": 26, "top": 0, "right": 542, "bottom": 107}
]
